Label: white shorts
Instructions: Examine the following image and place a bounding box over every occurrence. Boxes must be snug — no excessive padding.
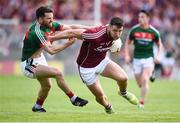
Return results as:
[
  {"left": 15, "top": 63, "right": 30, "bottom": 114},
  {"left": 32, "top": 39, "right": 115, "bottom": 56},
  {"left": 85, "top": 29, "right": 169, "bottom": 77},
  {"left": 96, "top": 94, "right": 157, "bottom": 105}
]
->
[
  {"left": 133, "top": 57, "right": 154, "bottom": 74},
  {"left": 21, "top": 53, "right": 48, "bottom": 79},
  {"left": 78, "top": 57, "right": 111, "bottom": 85}
]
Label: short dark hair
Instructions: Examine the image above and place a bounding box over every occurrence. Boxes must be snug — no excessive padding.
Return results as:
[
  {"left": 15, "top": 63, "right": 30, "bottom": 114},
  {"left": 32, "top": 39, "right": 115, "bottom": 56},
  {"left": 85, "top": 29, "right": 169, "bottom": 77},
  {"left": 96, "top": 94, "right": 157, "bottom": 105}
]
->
[
  {"left": 36, "top": 6, "right": 53, "bottom": 19},
  {"left": 140, "top": 9, "right": 150, "bottom": 17},
  {"left": 110, "top": 17, "right": 124, "bottom": 28}
]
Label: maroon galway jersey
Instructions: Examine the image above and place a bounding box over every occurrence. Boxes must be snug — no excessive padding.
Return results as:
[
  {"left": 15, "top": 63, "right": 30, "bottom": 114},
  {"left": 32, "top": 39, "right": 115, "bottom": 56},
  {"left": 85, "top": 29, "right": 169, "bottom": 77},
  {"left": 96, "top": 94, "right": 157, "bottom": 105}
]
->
[{"left": 77, "top": 25, "right": 114, "bottom": 68}]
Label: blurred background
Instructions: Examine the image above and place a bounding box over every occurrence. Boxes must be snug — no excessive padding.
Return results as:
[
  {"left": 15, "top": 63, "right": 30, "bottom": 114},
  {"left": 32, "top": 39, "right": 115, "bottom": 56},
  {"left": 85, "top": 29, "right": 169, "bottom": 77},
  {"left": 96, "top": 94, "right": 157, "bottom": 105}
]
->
[{"left": 0, "top": 0, "right": 179, "bottom": 80}]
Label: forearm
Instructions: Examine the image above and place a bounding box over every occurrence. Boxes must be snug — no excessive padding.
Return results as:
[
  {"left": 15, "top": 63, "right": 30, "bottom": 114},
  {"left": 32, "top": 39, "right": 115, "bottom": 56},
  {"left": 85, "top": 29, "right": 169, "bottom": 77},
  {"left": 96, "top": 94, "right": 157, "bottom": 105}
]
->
[
  {"left": 124, "top": 40, "right": 131, "bottom": 56},
  {"left": 50, "top": 29, "right": 85, "bottom": 41},
  {"left": 50, "top": 30, "right": 72, "bottom": 41},
  {"left": 52, "top": 43, "right": 72, "bottom": 54},
  {"left": 43, "top": 41, "right": 74, "bottom": 55},
  {"left": 156, "top": 40, "right": 163, "bottom": 58}
]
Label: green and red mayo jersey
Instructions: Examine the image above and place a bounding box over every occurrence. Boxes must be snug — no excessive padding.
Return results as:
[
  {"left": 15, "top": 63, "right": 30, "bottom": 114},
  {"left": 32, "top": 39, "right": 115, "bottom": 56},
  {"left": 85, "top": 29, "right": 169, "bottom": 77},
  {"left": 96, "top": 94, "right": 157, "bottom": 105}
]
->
[
  {"left": 21, "top": 21, "right": 63, "bottom": 61},
  {"left": 128, "top": 24, "right": 161, "bottom": 58}
]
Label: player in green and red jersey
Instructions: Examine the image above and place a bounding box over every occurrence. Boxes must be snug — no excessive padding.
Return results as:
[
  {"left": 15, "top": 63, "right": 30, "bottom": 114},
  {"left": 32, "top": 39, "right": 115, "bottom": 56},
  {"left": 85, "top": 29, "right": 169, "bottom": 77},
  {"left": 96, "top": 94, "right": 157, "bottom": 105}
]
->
[
  {"left": 124, "top": 10, "right": 163, "bottom": 108},
  {"left": 21, "top": 6, "right": 91, "bottom": 112}
]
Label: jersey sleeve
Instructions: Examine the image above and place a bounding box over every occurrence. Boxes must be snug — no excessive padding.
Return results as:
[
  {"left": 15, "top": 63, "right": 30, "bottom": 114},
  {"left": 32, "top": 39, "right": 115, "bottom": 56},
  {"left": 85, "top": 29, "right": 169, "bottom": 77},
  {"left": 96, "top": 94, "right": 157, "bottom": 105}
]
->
[
  {"left": 154, "top": 31, "right": 161, "bottom": 43},
  {"left": 52, "top": 22, "right": 63, "bottom": 31},
  {"left": 82, "top": 26, "right": 104, "bottom": 42}
]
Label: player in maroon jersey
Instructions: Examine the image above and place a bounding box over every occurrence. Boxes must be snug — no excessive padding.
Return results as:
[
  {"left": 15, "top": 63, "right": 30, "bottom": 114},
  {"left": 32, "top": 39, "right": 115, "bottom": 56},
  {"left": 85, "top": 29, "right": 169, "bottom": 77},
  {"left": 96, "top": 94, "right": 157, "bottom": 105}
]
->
[{"left": 49, "top": 17, "right": 139, "bottom": 114}]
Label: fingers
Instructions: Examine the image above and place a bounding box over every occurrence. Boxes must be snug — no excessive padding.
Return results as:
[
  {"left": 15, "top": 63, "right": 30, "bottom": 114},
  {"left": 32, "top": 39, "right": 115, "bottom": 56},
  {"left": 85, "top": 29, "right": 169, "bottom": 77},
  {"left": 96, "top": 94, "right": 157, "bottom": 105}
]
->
[
  {"left": 47, "top": 36, "right": 54, "bottom": 42},
  {"left": 67, "top": 37, "right": 76, "bottom": 44},
  {"left": 154, "top": 58, "right": 159, "bottom": 64},
  {"left": 125, "top": 56, "right": 131, "bottom": 64}
]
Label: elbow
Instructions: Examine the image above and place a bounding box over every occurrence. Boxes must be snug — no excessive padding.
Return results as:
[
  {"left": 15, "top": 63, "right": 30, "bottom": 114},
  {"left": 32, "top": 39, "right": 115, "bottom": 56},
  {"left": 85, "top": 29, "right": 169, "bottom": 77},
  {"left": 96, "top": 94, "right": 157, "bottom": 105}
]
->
[
  {"left": 49, "top": 52, "right": 55, "bottom": 55},
  {"left": 48, "top": 50, "right": 56, "bottom": 55}
]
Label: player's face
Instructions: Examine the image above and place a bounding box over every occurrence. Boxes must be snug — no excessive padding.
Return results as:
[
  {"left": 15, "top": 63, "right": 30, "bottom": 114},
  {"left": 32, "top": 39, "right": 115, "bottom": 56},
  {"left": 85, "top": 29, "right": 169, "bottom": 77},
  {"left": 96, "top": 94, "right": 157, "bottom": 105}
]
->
[
  {"left": 42, "top": 13, "right": 54, "bottom": 28},
  {"left": 138, "top": 12, "right": 149, "bottom": 26},
  {"left": 109, "top": 25, "right": 123, "bottom": 40}
]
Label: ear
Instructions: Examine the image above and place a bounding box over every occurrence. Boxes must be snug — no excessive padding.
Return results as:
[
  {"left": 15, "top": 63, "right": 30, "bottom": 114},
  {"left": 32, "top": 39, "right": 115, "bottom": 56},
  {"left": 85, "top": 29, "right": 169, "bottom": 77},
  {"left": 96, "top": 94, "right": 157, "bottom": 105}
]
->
[
  {"left": 38, "top": 17, "right": 43, "bottom": 23},
  {"left": 107, "top": 25, "right": 111, "bottom": 30}
]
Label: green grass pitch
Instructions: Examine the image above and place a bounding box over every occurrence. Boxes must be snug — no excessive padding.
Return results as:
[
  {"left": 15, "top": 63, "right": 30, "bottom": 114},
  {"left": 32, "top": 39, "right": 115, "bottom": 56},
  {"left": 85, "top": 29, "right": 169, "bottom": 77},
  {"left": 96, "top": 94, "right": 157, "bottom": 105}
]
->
[{"left": 0, "top": 75, "right": 180, "bottom": 122}]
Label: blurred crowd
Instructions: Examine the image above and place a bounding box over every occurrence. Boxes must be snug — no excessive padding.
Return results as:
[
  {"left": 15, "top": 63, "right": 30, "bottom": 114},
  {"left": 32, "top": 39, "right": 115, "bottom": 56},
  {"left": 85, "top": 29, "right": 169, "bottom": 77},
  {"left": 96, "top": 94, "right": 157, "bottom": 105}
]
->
[
  {"left": 0, "top": 0, "right": 180, "bottom": 78},
  {"left": 0, "top": 0, "right": 94, "bottom": 22}
]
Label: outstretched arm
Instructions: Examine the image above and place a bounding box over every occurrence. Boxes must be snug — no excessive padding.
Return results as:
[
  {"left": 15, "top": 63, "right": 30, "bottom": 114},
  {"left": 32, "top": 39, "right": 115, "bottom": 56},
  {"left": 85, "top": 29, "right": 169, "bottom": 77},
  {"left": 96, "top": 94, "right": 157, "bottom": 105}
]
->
[
  {"left": 43, "top": 38, "right": 75, "bottom": 55},
  {"left": 49, "top": 29, "right": 86, "bottom": 42}
]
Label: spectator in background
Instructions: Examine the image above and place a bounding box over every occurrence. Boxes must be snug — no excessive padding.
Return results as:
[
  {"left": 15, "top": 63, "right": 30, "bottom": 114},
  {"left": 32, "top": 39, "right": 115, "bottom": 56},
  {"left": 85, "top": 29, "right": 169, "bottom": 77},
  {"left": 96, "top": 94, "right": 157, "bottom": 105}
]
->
[{"left": 161, "top": 40, "right": 175, "bottom": 79}]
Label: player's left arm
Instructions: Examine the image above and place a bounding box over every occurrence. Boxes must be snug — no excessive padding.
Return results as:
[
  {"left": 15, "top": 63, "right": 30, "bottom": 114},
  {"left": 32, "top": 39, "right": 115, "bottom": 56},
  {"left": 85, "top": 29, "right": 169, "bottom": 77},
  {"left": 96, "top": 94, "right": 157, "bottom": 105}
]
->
[
  {"left": 53, "top": 21, "right": 93, "bottom": 31},
  {"left": 154, "top": 36, "right": 164, "bottom": 63},
  {"left": 48, "top": 29, "right": 86, "bottom": 42}
]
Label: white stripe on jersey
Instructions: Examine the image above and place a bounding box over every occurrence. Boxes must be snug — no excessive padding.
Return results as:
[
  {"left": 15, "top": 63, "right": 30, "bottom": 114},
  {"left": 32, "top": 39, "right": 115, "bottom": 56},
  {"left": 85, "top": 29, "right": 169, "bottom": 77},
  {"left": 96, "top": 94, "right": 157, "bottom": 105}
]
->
[
  {"left": 83, "top": 27, "right": 106, "bottom": 37},
  {"left": 136, "top": 38, "right": 152, "bottom": 42},
  {"left": 35, "top": 23, "right": 47, "bottom": 45},
  {"left": 35, "top": 24, "right": 46, "bottom": 45},
  {"left": 82, "top": 28, "right": 106, "bottom": 39}
]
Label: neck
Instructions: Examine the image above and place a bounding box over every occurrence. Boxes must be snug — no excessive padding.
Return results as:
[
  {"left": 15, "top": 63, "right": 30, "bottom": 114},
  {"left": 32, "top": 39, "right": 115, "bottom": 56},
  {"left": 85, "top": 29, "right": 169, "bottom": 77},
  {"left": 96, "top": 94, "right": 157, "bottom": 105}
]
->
[
  {"left": 107, "top": 29, "right": 113, "bottom": 40},
  {"left": 140, "top": 23, "right": 149, "bottom": 29}
]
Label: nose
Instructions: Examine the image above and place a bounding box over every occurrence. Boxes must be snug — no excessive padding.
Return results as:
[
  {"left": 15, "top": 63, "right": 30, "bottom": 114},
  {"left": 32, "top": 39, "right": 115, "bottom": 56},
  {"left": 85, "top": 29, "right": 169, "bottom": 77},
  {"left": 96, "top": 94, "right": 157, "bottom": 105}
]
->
[
  {"left": 115, "top": 32, "right": 120, "bottom": 38},
  {"left": 50, "top": 18, "right": 53, "bottom": 22}
]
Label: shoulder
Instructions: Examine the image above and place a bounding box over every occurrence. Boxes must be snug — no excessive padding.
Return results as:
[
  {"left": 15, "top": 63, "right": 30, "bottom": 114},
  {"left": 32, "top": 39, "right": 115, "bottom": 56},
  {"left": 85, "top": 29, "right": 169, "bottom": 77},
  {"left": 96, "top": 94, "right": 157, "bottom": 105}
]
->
[
  {"left": 83, "top": 25, "right": 106, "bottom": 34},
  {"left": 52, "top": 21, "right": 63, "bottom": 31},
  {"left": 28, "top": 22, "right": 46, "bottom": 40},
  {"left": 130, "top": 24, "right": 140, "bottom": 32},
  {"left": 52, "top": 21, "right": 60, "bottom": 27},
  {"left": 128, "top": 24, "right": 140, "bottom": 37},
  {"left": 29, "top": 22, "right": 43, "bottom": 33},
  {"left": 149, "top": 25, "right": 160, "bottom": 36},
  {"left": 82, "top": 25, "right": 106, "bottom": 39}
]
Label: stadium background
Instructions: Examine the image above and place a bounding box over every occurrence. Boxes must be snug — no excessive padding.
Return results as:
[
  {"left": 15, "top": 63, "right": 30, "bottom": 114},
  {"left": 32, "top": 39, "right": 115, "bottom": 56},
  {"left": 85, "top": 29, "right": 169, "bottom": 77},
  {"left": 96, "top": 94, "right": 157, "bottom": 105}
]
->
[
  {"left": 0, "top": 0, "right": 180, "bottom": 80},
  {"left": 0, "top": 0, "right": 180, "bottom": 122}
]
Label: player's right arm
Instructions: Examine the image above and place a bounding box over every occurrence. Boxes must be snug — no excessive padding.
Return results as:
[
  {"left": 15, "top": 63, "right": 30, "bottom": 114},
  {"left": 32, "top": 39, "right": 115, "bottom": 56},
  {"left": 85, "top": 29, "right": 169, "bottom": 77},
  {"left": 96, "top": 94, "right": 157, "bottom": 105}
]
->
[
  {"left": 43, "top": 38, "right": 75, "bottom": 55},
  {"left": 124, "top": 30, "right": 134, "bottom": 64},
  {"left": 124, "top": 39, "right": 132, "bottom": 64},
  {"left": 33, "top": 26, "right": 75, "bottom": 55}
]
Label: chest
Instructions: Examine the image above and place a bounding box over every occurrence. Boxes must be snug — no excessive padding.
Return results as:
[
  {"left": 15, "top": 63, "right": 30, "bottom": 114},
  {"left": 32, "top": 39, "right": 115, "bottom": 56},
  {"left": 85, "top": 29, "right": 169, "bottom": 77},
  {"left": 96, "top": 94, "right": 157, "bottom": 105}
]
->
[
  {"left": 91, "top": 36, "right": 113, "bottom": 52},
  {"left": 133, "top": 32, "right": 155, "bottom": 42},
  {"left": 43, "top": 28, "right": 56, "bottom": 37}
]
